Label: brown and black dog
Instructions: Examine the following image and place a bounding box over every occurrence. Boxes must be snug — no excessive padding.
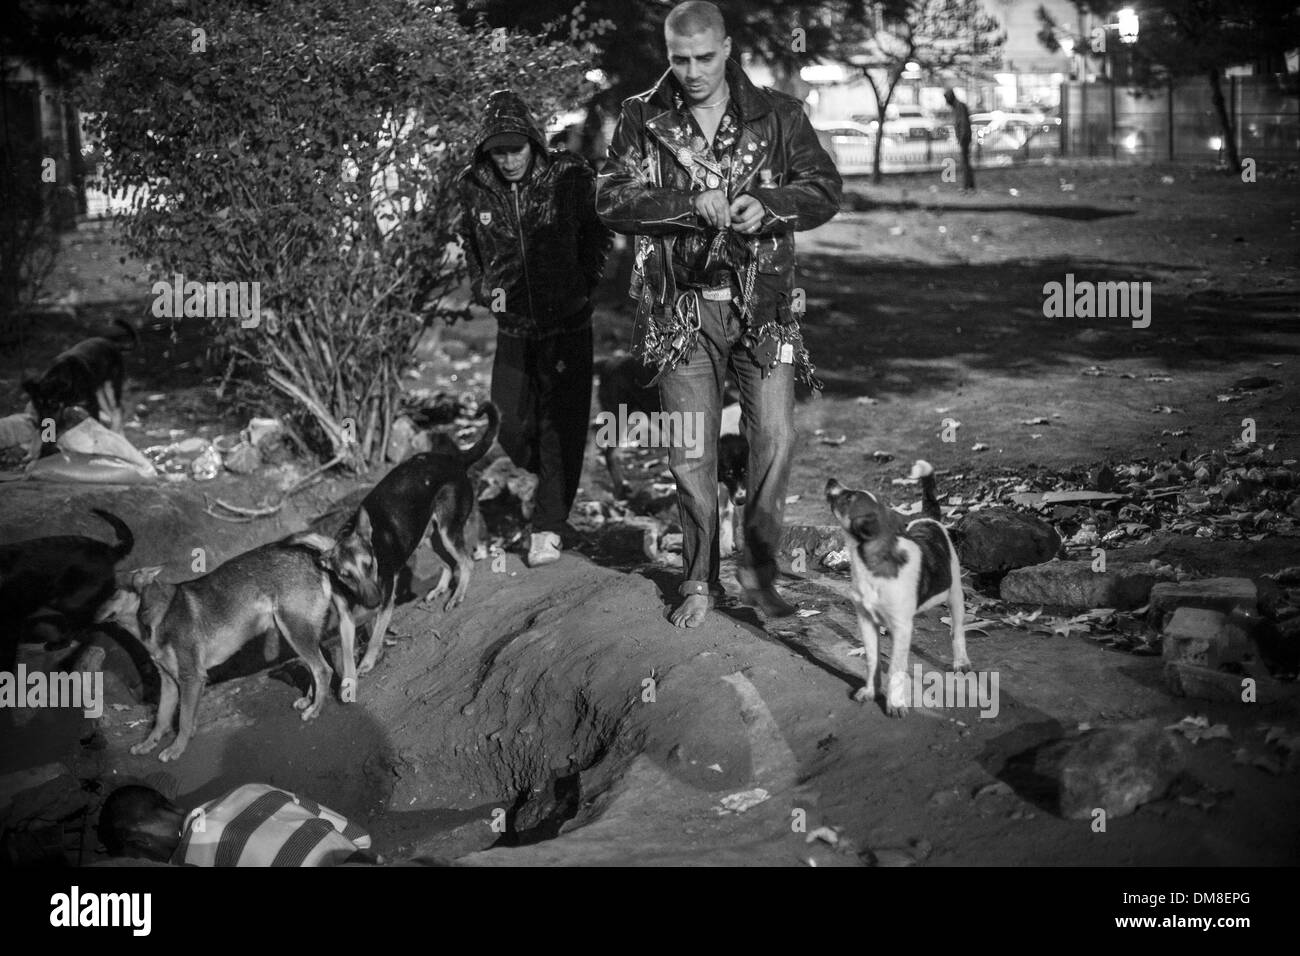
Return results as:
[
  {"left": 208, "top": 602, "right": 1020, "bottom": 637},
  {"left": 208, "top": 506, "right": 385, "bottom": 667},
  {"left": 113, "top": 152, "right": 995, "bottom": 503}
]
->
[
  {"left": 825, "top": 461, "right": 970, "bottom": 717},
  {"left": 342, "top": 402, "right": 501, "bottom": 676},
  {"left": 23, "top": 319, "right": 138, "bottom": 458},
  {"left": 95, "top": 527, "right": 381, "bottom": 762}
]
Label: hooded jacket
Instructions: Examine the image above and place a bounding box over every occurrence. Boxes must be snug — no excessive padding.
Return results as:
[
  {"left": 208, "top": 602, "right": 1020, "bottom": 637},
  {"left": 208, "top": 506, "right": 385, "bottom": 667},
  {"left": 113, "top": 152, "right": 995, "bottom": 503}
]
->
[
  {"left": 455, "top": 90, "right": 611, "bottom": 338},
  {"left": 596, "top": 59, "right": 841, "bottom": 388}
]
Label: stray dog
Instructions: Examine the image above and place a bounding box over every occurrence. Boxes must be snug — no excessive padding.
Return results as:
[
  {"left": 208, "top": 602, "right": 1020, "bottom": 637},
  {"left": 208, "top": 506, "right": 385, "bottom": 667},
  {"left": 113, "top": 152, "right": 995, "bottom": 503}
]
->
[
  {"left": 344, "top": 402, "right": 500, "bottom": 676},
  {"left": 94, "top": 530, "right": 382, "bottom": 762},
  {"left": 23, "top": 319, "right": 138, "bottom": 459},
  {"left": 716, "top": 432, "right": 749, "bottom": 555},
  {"left": 0, "top": 509, "right": 134, "bottom": 659},
  {"left": 825, "top": 460, "right": 969, "bottom": 717}
]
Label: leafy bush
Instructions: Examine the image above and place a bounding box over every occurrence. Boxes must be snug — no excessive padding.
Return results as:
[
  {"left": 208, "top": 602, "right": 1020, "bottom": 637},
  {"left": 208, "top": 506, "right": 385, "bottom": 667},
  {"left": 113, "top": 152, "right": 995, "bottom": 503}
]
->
[{"left": 82, "top": 0, "right": 593, "bottom": 465}]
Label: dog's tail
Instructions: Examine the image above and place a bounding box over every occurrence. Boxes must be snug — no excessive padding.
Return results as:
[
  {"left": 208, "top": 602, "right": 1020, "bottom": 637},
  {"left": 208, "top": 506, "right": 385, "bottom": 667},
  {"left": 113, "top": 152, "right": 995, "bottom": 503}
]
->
[
  {"left": 910, "top": 460, "right": 942, "bottom": 522},
  {"left": 112, "top": 319, "right": 140, "bottom": 350},
  {"left": 91, "top": 508, "right": 135, "bottom": 560},
  {"left": 460, "top": 401, "right": 500, "bottom": 465}
]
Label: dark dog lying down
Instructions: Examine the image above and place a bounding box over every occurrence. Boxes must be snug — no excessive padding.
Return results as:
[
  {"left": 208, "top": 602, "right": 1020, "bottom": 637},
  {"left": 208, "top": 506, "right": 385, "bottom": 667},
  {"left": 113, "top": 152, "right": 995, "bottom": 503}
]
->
[
  {"left": 23, "top": 319, "right": 138, "bottom": 459},
  {"left": 0, "top": 509, "right": 134, "bottom": 662},
  {"left": 95, "top": 527, "right": 381, "bottom": 762}
]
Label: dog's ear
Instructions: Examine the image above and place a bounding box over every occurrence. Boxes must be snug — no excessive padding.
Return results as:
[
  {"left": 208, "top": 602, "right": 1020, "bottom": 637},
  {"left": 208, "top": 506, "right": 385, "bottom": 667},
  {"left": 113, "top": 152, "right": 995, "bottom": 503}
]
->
[
  {"left": 94, "top": 588, "right": 139, "bottom": 623},
  {"left": 354, "top": 506, "right": 373, "bottom": 542},
  {"left": 285, "top": 531, "right": 336, "bottom": 555},
  {"left": 130, "top": 566, "right": 164, "bottom": 591},
  {"left": 849, "top": 513, "right": 877, "bottom": 541}
]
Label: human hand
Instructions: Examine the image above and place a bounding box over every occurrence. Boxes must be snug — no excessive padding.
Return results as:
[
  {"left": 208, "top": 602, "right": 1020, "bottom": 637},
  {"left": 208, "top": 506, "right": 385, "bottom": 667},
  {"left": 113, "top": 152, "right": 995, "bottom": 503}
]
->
[
  {"left": 692, "top": 189, "right": 731, "bottom": 229},
  {"left": 729, "top": 194, "right": 765, "bottom": 234}
]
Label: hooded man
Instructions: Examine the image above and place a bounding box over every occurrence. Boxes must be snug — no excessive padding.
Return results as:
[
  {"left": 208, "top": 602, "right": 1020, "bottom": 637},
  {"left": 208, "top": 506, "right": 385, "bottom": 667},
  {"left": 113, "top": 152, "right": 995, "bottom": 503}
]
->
[
  {"left": 456, "top": 90, "right": 612, "bottom": 567},
  {"left": 597, "top": 1, "right": 842, "bottom": 628}
]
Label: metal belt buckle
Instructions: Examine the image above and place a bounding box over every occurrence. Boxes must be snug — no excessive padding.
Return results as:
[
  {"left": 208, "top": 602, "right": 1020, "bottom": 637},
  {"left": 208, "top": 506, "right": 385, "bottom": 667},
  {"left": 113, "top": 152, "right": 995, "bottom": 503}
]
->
[{"left": 701, "top": 284, "right": 732, "bottom": 301}]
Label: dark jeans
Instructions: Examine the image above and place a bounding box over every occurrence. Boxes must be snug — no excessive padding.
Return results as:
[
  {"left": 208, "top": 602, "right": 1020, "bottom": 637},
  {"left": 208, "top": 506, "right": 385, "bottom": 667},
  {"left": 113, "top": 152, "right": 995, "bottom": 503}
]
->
[
  {"left": 658, "top": 294, "right": 795, "bottom": 594},
  {"left": 959, "top": 136, "right": 975, "bottom": 189},
  {"left": 490, "top": 317, "right": 593, "bottom": 534}
]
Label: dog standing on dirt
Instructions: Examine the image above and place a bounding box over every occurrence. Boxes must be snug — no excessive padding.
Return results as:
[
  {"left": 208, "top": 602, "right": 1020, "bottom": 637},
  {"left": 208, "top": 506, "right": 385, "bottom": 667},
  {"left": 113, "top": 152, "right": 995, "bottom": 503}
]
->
[
  {"left": 94, "top": 528, "right": 382, "bottom": 762},
  {"left": 342, "top": 402, "right": 500, "bottom": 677},
  {"left": 0, "top": 509, "right": 134, "bottom": 661},
  {"left": 825, "top": 460, "right": 970, "bottom": 717},
  {"left": 23, "top": 319, "right": 138, "bottom": 459}
]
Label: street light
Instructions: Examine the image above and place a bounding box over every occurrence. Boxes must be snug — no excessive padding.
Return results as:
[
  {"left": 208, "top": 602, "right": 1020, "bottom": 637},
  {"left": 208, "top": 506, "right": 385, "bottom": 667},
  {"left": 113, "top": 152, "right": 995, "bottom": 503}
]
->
[{"left": 1116, "top": 8, "right": 1139, "bottom": 44}]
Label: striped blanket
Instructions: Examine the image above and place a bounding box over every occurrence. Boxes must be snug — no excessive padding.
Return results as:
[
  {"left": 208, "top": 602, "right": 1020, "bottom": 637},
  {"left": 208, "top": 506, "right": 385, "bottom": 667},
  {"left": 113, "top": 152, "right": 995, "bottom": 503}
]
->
[{"left": 173, "top": 784, "right": 371, "bottom": 867}]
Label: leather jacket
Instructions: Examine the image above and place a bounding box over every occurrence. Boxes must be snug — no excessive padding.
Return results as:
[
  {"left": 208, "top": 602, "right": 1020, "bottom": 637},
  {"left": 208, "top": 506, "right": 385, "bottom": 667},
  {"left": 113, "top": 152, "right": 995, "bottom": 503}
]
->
[
  {"left": 456, "top": 91, "right": 611, "bottom": 338},
  {"left": 597, "top": 59, "right": 842, "bottom": 387}
]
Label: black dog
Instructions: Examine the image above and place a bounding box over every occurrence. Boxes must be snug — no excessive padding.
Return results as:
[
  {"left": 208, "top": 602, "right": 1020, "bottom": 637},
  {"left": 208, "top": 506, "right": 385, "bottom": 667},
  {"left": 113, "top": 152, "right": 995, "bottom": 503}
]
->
[
  {"left": 23, "top": 319, "right": 138, "bottom": 458},
  {"left": 346, "top": 402, "right": 501, "bottom": 676},
  {"left": 0, "top": 509, "right": 134, "bottom": 662}
]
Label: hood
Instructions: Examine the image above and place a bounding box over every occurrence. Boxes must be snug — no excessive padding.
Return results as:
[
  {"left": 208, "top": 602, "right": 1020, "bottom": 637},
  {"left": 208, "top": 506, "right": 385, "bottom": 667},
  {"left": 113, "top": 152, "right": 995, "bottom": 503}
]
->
[{"left": 474, "top": 90, "right": 550, "bottom": 160}]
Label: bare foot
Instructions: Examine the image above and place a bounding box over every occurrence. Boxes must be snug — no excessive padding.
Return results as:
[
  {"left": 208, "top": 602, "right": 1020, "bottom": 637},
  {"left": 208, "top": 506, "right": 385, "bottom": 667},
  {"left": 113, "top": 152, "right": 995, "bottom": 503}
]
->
[
  {"left": 670, "top": 593, "right": 709, "bottom": 628},
  {"left": 742, "top": 586, "right": 796, "bottom": 618}
]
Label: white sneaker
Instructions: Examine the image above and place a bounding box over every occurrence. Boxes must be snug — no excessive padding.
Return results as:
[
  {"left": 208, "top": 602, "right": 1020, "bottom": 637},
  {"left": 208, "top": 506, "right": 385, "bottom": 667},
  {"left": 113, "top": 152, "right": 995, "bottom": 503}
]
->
[{"left": 527, "top": 532, "right": 562, "bottom": 567}]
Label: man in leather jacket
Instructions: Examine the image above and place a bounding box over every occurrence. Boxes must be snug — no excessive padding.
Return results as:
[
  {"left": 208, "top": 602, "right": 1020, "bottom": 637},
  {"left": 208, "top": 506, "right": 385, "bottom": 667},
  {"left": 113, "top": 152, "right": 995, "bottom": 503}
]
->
[
  {"left": 597, "top": 1, "right": 841, "bottom": 627},
  {"left": 456, "top": 90, "right": 611, "bottom": 567}
]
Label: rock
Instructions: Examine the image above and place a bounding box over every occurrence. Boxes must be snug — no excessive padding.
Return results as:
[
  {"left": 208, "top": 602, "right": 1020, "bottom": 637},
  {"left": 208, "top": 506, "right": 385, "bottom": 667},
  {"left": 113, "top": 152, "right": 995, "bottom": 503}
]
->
[
  {"left": 629, "top": 481, "right": 677, "bottom": 516},
  {"left": 0, "top": 763, "right": 86, "bottom": 831},
  {"left": 0, "top": 413, "right": 37, "bottom": 451},
  {"left": 1148, "top": 578, "right": 1257, "bottom": 631},
  {"left": 387, "top": 415, "right": 417, "bottom": 463},
  {"left": 779, "top": 525, "right": 844, "bottom": 565},
  {"left": 223, "top": 441, "right": 261, "bottom": 475},
  {"left": 1035, "top": 719, "right": 1186, "bottom": 820},
  {"left": 1000, "top": 559, "right": 1167, "bottom": 610},
  {"left": 1161, "top": 607, "right": 1251, "bottom": 668},
  {"left": 954, "top": 507, "right": 1061, "bottom": 577},
  {"left": 600, "top": 517, "right": 663, "bottom": 562},
  {"left": 660, "top": 533, "right": 684, "bottom": 554},
  {"left": 1164, "top": 661, "right": 1257, "bottom": 703}
]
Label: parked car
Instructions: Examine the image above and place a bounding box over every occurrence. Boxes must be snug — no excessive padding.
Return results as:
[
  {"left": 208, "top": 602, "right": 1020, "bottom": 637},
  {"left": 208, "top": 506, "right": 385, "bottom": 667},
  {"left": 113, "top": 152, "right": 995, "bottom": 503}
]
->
[
  {"left": 879, "top": 104, "right": 947, "bottom": 142},
  {"left": 813, "top": 120, "right": 877, "bottom": 173},
  {"left": 972, "top": 111, "right": 1061, "bottom": 149}
]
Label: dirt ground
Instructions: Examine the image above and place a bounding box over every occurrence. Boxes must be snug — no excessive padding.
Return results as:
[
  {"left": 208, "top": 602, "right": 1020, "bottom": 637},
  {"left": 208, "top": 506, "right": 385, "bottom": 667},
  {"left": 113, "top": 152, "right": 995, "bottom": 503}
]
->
[{"left": 2, "top": 160, "right": 1298, "bottom": 867}]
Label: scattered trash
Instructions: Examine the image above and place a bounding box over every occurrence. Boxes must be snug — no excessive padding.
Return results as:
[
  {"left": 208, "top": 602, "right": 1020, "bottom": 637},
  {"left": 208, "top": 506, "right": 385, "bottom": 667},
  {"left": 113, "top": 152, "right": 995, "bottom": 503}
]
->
[
  {"left": 805, "top": 826, "right": 840, "bottom": 846},
  {"left": 716, "top": 788, "right": 770, "bottom": 814},
  {"left": 1166, "top": 715, "right": 1232, "bottom": 744}
]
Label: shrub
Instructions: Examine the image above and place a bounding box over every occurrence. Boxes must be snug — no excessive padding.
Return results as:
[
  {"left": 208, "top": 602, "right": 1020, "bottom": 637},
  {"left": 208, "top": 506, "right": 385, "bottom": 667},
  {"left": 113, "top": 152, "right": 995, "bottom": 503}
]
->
[{"left": 82, "top": 0, "right": 593, "bottom": 465}]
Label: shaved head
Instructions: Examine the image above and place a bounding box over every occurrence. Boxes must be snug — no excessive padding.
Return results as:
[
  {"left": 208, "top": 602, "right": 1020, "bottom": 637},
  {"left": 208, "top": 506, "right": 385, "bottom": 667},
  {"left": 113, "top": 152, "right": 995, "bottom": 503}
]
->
[
  {"left": 664, "top": 1, "right": 731, "bottom": 105},
  {"left": 665, "top": 1, "right": 726, "bottom": 40}
]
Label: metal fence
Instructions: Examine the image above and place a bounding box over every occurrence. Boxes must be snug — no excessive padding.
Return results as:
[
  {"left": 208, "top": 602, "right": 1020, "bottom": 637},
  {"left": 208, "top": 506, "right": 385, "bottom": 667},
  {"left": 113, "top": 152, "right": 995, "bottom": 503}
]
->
[{"left": 1061, "top": 75, "right": 1299, "bottom": 164}]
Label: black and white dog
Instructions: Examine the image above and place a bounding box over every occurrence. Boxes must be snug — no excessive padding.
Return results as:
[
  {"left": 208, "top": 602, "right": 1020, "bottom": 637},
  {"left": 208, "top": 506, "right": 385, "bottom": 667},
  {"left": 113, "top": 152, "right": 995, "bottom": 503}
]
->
[{"left": 825, "top": 461, "right": 969, "bottom": 716}]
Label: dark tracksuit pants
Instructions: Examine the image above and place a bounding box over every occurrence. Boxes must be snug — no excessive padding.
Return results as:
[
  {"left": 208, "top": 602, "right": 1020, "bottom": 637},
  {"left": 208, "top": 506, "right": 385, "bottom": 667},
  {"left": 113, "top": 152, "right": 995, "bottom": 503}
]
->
[{"left": 490, "top": 309, "right": 593, "bottom": 535}]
